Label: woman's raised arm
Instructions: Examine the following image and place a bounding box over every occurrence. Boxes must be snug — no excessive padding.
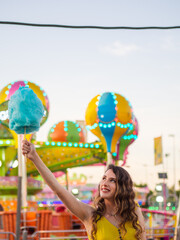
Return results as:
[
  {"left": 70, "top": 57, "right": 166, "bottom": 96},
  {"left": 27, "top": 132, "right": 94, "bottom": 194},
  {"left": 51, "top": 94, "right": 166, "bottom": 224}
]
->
[{"left": 22, "top": 139, "right": 93, "bottom": 222}]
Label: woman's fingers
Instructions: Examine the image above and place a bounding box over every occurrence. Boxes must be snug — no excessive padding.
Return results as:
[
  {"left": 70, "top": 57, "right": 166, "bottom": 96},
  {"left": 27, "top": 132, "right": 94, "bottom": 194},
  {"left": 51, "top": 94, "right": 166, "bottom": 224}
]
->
[
  {"left": 21, "top": 140, "right": 32, "bottom": 156},
  {"left": 22, "top": 145, "right": 30, "bottom": 150},
  {"left": 22, "top": 148, "right": 29, "bottom": 153},
  {"left": 22, "top": 139, "right": 30, "bottom": 146},
  {"left": 22, "top": 142, "right": 30, "bottom": 154},
  {"left": 22, "top": 141, "right": 30, "bottom": 149},
  {"left": 22, "top": 147, "right": 29, "bottom": 152}
]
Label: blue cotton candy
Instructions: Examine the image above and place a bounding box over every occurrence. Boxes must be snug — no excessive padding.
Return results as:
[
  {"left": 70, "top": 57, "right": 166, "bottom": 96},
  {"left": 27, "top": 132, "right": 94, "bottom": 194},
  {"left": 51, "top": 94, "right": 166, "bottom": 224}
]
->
[{"left": 8, "top": 86, "right": 44, "bottom": 134}]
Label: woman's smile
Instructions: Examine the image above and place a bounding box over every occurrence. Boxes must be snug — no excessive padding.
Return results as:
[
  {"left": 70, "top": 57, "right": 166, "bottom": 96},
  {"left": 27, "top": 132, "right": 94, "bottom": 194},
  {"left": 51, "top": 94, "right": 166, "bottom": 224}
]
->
[{"left": 100, "top": 169, "right": 117, "bottom": 199}]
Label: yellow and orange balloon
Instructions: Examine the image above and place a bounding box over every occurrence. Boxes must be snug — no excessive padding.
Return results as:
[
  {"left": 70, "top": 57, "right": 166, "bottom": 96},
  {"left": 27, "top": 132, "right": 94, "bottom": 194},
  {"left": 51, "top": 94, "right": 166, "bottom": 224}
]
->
[{"left": 85, "top": 92, "right": 133, "bottom": 157}]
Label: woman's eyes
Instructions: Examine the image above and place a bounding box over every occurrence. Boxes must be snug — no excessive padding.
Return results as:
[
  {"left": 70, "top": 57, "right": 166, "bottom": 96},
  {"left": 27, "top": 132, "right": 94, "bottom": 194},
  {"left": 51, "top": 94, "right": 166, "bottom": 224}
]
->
[
  {"left": 111, "top": 179, "right": 116, "bottom": 182},
  {"left": 102, "top": 177, "right": 116, "bottom": 182}
]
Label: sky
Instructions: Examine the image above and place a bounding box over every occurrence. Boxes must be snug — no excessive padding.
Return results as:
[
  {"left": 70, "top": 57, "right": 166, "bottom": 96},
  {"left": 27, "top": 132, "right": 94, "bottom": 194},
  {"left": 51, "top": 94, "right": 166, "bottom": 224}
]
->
[{"left": 0, "top": 1, "right": 180, "bottom": 190}]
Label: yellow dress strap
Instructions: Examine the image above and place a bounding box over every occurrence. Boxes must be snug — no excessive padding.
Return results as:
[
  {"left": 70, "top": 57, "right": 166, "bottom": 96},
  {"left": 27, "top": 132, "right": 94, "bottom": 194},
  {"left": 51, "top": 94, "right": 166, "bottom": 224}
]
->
[{"left": 135, "top": 201, "right": 140, "bottom": 208}]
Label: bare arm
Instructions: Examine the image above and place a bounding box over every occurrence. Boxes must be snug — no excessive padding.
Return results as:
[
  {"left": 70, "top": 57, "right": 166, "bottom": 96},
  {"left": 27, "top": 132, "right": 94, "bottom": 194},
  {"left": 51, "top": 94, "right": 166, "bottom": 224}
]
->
[
  {"left": 22, "top": 140, "right": 93, "bottom": 222},
  {"left": 135, "top": 207, "right": 146, "bottom": 240}
]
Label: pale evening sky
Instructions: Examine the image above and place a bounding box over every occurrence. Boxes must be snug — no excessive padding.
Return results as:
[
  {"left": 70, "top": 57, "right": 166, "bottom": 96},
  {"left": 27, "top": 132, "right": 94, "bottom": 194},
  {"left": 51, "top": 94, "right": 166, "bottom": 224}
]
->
[{"left": 0, "top": 1, "right": 180, "bottom": 190}]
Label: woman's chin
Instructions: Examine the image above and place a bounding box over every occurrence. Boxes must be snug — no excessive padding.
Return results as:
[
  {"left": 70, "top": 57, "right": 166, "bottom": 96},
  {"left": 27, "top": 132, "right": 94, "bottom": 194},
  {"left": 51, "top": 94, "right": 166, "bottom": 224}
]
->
[{"left": 100, "top": 192, "right": 111, "bottom": 199}]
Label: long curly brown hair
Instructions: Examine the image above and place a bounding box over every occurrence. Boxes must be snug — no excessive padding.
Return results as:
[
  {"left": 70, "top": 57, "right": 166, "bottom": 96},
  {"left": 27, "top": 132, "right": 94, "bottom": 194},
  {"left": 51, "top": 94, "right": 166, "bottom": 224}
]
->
[{"left": 90, "top": 164, "right": 142, "bottom": 240}]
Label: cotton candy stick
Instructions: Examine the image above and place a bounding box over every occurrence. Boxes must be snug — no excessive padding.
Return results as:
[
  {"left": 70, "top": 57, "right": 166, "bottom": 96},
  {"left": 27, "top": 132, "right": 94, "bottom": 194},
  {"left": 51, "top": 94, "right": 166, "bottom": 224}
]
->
[{"left": 16, "top": 134, "right": 23, "bottom": 240}]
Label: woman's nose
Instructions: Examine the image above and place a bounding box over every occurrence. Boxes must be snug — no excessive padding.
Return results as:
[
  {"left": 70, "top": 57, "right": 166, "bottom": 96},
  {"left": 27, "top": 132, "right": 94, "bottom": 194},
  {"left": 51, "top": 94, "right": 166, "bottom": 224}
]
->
[{"left": 103, "top": 179, "right": 108, "bottom": 186}]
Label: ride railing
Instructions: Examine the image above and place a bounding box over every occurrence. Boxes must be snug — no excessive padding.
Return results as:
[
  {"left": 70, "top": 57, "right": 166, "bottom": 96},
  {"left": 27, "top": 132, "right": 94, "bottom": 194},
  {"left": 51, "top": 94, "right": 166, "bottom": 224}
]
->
[
  {"left": 0, "top": 227, "right": 179, "bottom": 240},
  {"left": 29, "top": 228, "right": 180, "bottom": 240},
  {"left": 0, "top": 210, "right": 52, "bottom": 240},
  {"left": 0, "top": 209, "right": 179, "bottom": 239},
  {"left": 0, "top": 231, "right": 16, "bottom": 240},
  {"left": 146, "top": 227, "right": 175, "bottom": 239},
  {"left": 31, "top": 229, "right": 88, "bottom": 239}
]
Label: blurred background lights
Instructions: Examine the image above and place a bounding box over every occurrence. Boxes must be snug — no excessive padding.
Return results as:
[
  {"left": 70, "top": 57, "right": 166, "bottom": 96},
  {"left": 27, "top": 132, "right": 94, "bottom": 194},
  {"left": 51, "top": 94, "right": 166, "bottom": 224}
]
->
[
  {"left": 156, "top": 185, "right": 163, "bottom": 192},
  {"left": 156, "top": 196, "right": 164, "bottom": 203},
  {"left": 12, "top": 160, "right": 18, "bottom": 168},
  {"left": 72, "top": 188, "right": 79, "bottom": 195}
]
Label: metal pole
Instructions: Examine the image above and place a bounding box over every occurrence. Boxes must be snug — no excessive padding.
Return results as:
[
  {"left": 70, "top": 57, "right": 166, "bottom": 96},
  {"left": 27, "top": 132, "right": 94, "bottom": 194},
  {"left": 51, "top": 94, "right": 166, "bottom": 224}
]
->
[
  {"left": 107, "top": 152, "right": 113, "bottom": 166},
  {"left": 16, "top": 134, "right": 22, "bottom": 240},
  {"left": 169, "top": 134, "right": 176, "bottom": 192},
  {"left": 162, "top": 158, "right": 167, "bottom": 227},
  {"left": 173, "top": 136, "right": 176, "bottom": 192},
  {"left": 21, "top": 130, "right": 28, "bottom": 240},
  {"left": 22, "top": 152, "right": 27, "bottom": 239}
]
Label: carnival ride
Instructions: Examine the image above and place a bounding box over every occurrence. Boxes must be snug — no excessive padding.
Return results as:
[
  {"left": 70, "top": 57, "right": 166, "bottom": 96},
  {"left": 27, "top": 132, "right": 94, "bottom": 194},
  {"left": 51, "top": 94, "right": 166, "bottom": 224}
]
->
[
  {"left": 0, "top": 80, "right": 178, "bottom": 239},
  {"left": 0, "top": 81, "right": 138, "bottom": 179}
]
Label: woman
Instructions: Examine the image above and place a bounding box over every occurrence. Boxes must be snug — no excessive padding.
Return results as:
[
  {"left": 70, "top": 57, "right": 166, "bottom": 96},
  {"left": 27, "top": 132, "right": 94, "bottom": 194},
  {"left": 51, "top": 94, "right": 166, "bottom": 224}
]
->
[{"left": 22, "top": 140, "right": 146, "bottom": 240}]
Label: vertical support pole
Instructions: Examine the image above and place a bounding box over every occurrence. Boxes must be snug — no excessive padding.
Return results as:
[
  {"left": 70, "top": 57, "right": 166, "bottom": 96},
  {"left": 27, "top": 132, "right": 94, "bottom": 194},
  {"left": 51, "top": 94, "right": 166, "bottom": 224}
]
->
[
  {"left": 18, "top": 135, "right": 22, "bottom": 180},
  {"left": 106, "top": 152, "right": 113, "bottom": 166},
  {"left": 173, "top": 136, "right": 176, "bottom": 192},
  {"left": 148, "top": 213, "right": 153, "bottom": 239},
  {"left": 169, "top": 134, "right": 176, "bottom": 192},
  {"left": 162, "top": 156, "right": 167, "bottom": 227},
  {"left": 22, "top": 154, "right": 27, "bottom": 210},
  {"left": 22, "top": 131, "right": 27, "bottom": 240},
  {"left": 22, "top": 153, "right": 27, "bottom": 237},
  {"left": 16, "top": 134, "right": 22, "bottom": 240}
]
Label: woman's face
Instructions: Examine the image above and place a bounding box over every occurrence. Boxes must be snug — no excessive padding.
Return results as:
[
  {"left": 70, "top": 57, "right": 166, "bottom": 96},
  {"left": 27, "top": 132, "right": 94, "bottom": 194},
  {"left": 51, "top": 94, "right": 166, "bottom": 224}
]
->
[{"left": 99, "top": 169, "right": 117, "bottom": 200}]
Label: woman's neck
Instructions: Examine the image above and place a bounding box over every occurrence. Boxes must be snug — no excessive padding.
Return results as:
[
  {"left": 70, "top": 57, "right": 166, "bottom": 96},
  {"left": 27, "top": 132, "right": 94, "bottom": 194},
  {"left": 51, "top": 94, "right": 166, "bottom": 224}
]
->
[{"left": 104, "top": 200, "right": 117, "bottom": 214}]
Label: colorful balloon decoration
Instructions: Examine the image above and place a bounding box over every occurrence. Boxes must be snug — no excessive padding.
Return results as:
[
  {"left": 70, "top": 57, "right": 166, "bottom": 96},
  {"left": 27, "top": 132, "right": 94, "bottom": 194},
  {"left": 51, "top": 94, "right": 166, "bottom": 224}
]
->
[
  {"left": 85, "top": 92, "right": 133, "bottom": 164},
  {"left": 0, "top": 123, "right": 13, "bottom": 139},
  {"left": 117, "top": 116, "right": 138, "bottom": 166},
  {"left": 48, "top": 121, "right": 86, "bottom": 143},
  {"left": 0, "top": 80, "right": 49, "bottom": 128}
]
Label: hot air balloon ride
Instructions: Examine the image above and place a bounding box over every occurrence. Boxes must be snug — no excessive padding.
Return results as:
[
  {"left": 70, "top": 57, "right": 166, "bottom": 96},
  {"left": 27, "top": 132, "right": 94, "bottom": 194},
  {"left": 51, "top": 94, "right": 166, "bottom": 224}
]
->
[
  {"left": 85, "top": 92, "right": 134, "bottom": 165},
  {"left": 48, "top": 120, "right": 86, "bottom": 143}
]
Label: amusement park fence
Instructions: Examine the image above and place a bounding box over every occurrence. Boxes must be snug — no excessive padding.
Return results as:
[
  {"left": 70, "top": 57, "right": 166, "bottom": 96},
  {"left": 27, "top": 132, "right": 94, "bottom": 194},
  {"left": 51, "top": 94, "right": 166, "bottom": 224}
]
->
[
  {"left": 0, "top": 227, "right": 180, "bottom": 240},
  {"left": 0, "top": 209, "right": 179, "bottom": 240}
]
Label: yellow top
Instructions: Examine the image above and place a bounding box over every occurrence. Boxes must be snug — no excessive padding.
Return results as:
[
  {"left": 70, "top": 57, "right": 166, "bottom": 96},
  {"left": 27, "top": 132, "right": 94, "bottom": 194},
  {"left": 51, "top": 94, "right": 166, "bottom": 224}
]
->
[{"left": 88, "top": 216, "right": 137, "bottom": 240}]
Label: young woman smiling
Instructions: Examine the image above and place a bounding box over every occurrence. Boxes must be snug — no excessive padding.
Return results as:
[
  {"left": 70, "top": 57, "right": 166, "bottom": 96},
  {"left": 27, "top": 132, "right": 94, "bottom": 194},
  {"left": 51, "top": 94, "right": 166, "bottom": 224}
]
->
[{"left": 22, "top": 140, "right": 146, "bottom": 240}]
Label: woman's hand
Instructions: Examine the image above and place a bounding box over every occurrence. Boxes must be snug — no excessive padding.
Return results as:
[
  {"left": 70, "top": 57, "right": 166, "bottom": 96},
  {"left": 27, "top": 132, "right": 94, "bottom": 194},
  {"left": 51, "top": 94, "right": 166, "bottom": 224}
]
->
[{"left": 22, "top": 139, "right": 37, "bottom": 161}]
